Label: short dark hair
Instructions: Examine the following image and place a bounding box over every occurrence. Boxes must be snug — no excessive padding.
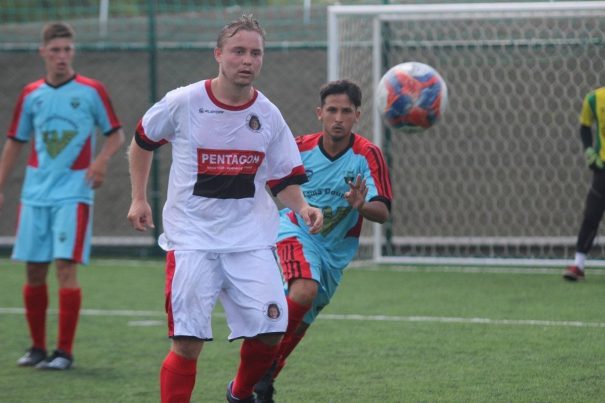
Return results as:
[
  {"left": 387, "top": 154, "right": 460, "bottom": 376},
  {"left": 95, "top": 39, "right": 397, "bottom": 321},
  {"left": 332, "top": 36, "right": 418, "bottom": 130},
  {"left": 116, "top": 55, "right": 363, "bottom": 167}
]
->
[
  {"left": 41, "top": 22, "right": 75, "bottom": 45},
  {"left": 216, "top": 14, "right": 265, "bottom": 49},
  {"left": 319, "top": 79, "right": 362, "bottom": 108}
]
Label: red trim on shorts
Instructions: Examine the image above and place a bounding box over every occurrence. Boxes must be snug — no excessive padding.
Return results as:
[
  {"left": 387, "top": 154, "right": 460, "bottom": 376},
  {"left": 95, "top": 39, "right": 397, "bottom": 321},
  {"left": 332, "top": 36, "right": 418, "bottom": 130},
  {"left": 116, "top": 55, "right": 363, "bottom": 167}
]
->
[
  {"left": 277, "top": 236, "right": 312, "bottom": 282},
  {"left": 72, "top": 203, "right": 90, "bottom": 263},
  {"left": 165, "top": 251, "right": 176, "bottom": 337}
]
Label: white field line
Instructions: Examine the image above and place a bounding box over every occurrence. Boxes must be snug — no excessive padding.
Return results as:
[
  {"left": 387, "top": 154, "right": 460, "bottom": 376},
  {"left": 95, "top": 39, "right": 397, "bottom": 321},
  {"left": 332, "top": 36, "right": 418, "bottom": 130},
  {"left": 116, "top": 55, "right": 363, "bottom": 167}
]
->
[
  {"left": 347, "top": 262, "right": 605, "bottom": 275},
  {"left": 3, "top": 258, "right": 605, "bottom": 275},
  {"left": 317, "top": 314, "right": 605, "bottom": 328},
  {"left": 1, "top": 307, "right": 604, "bottom": 328}
]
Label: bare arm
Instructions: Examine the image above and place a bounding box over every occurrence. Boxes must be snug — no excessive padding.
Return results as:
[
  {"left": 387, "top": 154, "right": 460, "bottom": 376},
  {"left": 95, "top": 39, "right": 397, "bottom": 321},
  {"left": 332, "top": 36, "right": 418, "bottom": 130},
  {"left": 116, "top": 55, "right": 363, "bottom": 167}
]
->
[
  {"left": 276, "top": 184, "right": 323, "bottom": 234},
  {"left": 345, "top": 174, "right": 390, "bottom": 224},
  {"left": 127, "top": 138, "right": 155, "bottom": 231},
  {"left": 0, "top": 139, "right": 25, "bottom": 213},
  {"left": 87, "top": 128, "right": 126, "bottom": 189}
]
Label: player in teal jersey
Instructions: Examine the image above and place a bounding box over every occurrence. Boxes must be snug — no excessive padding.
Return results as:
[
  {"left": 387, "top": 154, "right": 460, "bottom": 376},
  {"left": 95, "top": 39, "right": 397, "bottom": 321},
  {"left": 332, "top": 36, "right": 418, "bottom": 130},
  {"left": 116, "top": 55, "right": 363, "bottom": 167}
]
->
[
  {"left": 255, "top": 79, "right": 393, "bottom": 402},
  {"left": 564, "top": 87, "right": 605, "bottom": 281},
  {"left": 0, "top": 22, "right": 125, "bottom": 370}
]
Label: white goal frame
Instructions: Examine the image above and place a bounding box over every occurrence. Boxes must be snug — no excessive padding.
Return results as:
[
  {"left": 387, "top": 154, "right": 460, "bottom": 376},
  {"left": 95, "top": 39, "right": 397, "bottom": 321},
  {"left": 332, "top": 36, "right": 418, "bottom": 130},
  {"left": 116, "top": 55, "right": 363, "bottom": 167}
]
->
[{"left": 328, "top": 2, "right": 605, "bottom": 267}]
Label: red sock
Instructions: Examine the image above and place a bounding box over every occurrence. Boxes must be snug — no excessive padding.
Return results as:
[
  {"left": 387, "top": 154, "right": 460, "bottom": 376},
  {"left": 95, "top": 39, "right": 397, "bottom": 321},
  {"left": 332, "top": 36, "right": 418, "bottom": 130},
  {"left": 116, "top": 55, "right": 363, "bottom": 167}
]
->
[
  {"left": 57, "top": 288, "right": 81, "bottom": 354},
  {"left": 23, "top": 284, "right": 48, "bottom": 351},
  {"left": 160, "top": 351, "right": 197, "bottom": 403},
  {"left": 274, "top": 296, "right": 310, "bottom": 378},
  {"left": 232, "top": 339, "right": 279, "bottom": 398}
]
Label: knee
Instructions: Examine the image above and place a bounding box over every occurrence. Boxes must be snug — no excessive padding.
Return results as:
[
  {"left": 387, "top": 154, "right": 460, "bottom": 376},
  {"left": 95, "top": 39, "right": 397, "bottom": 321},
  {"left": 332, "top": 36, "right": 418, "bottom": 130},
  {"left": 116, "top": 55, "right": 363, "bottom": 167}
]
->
[
  {"left": 255, "top": 333, "right": 283, "bottom": 346},
  {"left": 171, "top": 337, "right": 204, "bottom": 360},
  {"left": 26, "top": 263, "right": 49, "bottom": 285},
  {"left": 55, "top": 261, "right": 78, "bottom": 288},
  {"left": 288, "top": 279, "right": 318, "bottom": 306}
]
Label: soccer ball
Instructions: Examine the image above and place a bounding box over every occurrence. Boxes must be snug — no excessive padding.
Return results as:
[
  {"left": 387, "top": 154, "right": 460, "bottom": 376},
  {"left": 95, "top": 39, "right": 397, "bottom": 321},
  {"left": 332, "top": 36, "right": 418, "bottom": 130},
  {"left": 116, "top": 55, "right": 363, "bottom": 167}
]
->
[{"left": 376, "top": 61, "right": 448, "bottom": 133}]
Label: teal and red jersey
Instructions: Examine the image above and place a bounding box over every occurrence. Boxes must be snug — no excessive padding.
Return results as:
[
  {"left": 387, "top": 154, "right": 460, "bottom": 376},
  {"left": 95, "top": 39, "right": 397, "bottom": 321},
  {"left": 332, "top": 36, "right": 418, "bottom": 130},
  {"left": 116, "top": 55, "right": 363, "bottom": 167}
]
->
[
  {"left": 278, "top": 132, "right": 392, "bottom": 264},
  {"left": 7, "top": 74, "right": 121, "bottom": 205}
]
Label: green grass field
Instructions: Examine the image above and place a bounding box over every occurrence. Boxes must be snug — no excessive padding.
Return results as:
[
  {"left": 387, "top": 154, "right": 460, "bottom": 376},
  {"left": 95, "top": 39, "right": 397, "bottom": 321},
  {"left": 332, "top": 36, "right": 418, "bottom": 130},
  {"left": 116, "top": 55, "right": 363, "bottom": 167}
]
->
[{"left": 1, "top": 258, "right": 604, "bottom": 402}]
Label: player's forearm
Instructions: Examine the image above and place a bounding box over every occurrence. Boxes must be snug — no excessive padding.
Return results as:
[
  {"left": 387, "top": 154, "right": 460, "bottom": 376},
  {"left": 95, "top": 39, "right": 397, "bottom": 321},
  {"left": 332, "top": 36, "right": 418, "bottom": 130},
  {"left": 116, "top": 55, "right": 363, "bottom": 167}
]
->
[
  {"left": 128, "top": 139, "right": 153, "bottom": 201},
  {"left": 96, "top": 128, "right": 125, "bottom": 164},
  {"left": 276, "top": 184, "right": 311, "bottom": 213},
  {"left": 358, "top": 200, "right": 389, "bottom": 224},
  {"left": 0, "top": 139, "right": 24, "bottom": 191}
]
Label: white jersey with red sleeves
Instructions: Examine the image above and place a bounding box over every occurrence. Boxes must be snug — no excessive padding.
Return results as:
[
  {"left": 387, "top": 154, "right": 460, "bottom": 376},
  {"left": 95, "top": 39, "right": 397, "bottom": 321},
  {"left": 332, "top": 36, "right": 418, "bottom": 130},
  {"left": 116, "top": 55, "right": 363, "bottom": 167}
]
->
[{"left": 135, "top": 79, "right": 307, "bottom": 252}]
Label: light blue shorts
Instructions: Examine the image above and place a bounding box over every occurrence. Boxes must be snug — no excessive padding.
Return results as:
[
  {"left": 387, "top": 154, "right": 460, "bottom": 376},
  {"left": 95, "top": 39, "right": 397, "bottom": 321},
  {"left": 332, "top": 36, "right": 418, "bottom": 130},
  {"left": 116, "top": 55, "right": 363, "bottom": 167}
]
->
[
  {"left": 277, "top": 234, "right": 344, "bottom": 325},
  {"left": 12, "top": 202, "right": 93, "bottom": 264}
]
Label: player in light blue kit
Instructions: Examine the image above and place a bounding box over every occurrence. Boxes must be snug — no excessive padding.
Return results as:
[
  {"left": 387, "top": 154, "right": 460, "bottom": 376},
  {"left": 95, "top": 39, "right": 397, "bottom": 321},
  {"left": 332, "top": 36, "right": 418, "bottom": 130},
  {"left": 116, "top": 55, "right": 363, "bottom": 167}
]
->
[
  {"left": 0, "top": 22, "right": 124, "bottom": 370},
  {"left": 255, "top": 79, "right": 393, "bottom": 402}
]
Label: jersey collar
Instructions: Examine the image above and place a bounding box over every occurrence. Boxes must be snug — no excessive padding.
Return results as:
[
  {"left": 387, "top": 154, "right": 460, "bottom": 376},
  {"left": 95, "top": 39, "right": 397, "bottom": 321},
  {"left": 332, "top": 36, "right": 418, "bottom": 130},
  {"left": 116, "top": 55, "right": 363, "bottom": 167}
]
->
[
  {"left": 45, "top": 73, "right": 77, "bottom": 89},
  {"left": 319, "top": 133, "right": 355, "bottom": 161}
]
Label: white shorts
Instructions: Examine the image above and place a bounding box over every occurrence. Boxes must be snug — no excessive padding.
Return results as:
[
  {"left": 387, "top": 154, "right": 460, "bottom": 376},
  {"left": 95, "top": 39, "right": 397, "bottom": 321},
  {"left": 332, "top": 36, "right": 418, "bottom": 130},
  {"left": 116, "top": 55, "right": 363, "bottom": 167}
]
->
[{"left": 165, "top": 248, "right": 288, "bottom": 341}]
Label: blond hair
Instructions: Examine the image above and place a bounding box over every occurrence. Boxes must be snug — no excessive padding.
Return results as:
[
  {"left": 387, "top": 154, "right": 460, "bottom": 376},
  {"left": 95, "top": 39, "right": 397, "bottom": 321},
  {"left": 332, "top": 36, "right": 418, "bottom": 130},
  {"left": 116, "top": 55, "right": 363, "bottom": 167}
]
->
[{"left": 216, "top": 14, "right": 265, "bottom": 49}]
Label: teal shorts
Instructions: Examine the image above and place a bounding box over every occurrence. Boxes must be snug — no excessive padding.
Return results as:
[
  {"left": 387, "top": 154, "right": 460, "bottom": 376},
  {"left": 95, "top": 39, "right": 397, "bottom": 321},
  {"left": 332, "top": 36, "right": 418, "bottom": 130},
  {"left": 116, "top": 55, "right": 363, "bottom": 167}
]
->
[
  {"left": 12, "top": 202, "right": 93, "bottom": 264},
  {"left": 277, "top": 235, "right": 344, "bottom": 325}
]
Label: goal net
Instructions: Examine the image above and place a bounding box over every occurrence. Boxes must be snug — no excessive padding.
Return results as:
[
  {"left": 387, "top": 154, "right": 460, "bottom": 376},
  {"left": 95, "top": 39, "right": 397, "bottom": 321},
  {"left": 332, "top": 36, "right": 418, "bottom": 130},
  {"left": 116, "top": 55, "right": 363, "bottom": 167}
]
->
[{"left": 328, "top": 2, "right": 605, "bottom": 266}]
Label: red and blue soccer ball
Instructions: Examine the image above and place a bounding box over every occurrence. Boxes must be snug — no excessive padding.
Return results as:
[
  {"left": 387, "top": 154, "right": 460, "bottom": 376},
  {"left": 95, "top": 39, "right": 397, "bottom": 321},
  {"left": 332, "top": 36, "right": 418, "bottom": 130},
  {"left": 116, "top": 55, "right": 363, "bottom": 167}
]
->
[{"left": 376, "top": 61, "right": 448, "bottom": 133}]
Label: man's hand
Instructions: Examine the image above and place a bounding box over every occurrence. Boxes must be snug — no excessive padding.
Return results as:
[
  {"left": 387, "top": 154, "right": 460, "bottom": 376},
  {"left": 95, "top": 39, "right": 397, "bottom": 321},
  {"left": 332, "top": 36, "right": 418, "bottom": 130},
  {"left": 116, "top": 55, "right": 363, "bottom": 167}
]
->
[
  {"left": 86, "top": 159, "right": 108, "bottom": 189},
  {"left": 127, "top": 199, "right": 155, "bottom": 231},
  {"left": 299, "top": 205, "right": 323, "bottom": 234},
  {"left": 345, "top": 174, "right": 368, "bottom": 211},
  {"left": 585, "top": 147, "right": 604, "bottom": 170}
]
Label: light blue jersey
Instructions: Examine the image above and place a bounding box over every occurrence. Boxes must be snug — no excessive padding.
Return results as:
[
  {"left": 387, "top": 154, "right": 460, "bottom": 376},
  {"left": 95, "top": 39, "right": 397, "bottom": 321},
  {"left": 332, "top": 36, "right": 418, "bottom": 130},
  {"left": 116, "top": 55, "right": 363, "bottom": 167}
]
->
[
  {"left": 278, "top": 132, "right": 392, "bottom": 265},
  {"left": 276, "top": 132, "right": 392, "bottom": 323},
  {"left": 8, "top": 74, "right": 121, "bottom": 206}
]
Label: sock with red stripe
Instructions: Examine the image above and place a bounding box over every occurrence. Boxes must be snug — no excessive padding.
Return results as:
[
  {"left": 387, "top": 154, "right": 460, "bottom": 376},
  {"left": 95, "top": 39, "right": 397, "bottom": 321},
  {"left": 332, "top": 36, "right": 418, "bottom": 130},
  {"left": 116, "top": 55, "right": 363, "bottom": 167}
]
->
[
  {"left": 23, "top": 283, "right": 49, "bottom": 351},
  {"left": 160, "top": 351, "right": 197, "bottom": 403},
  {"left": 232, "top": 339, "right": 279, "bottom": 398},
  {"left": 57, "top": 287, "right": 81, "bottom": 355}
]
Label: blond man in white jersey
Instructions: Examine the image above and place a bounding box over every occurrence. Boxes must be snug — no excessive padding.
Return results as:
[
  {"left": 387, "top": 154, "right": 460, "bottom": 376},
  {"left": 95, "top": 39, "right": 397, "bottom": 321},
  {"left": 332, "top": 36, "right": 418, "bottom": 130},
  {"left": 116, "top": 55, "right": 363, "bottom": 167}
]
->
[{"left": 127, "top": 15, "right": 322, "bottom": 403}]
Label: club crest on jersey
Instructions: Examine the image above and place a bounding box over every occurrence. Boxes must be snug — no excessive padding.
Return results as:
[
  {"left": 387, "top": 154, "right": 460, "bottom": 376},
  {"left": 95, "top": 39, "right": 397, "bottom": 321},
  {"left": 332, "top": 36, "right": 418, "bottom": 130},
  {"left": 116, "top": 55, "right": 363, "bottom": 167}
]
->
[
  {"left": 70, "top": 98, "right": 80, "bottom": 109},
  {"left": 343, "top": 170, "right": 355, "bottom": 184},
  {"left": 246, "top": 113, "right": 262, "bottom": 132},
  {"left": 43, "top": 129, "right": 78, "bottom": 158},
  {"left": 305, "top": 169, "right": 314, "bottom": 180},
  {"left": 264, "top": 302, "right": 282, "bottom": 321}
]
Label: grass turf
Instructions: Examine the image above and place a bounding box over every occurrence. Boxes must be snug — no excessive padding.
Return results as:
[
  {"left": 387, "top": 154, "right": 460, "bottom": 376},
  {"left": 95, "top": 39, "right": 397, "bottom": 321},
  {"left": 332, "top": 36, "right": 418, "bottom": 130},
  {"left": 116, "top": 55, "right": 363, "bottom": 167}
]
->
[{"left": 0, "top": 259, "right": 604, "bottom": 402}]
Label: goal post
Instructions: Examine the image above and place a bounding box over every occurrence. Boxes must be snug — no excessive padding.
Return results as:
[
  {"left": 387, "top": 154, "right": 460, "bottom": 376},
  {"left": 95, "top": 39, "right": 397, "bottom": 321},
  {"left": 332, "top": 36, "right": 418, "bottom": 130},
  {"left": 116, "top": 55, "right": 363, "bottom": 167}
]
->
[{"left": 328, "top": 2, "right": 605, "bottom": 266}]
